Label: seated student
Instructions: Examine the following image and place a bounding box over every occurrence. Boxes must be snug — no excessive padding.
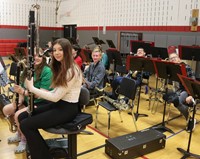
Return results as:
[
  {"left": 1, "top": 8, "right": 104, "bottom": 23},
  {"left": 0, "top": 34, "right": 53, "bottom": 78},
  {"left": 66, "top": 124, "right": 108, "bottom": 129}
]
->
[
  {"left": 72, "top": 44, "right": 83, "bottom": 69},
  {"left": 163, "top": 52, "right": 196, "bottom": 132},
  {"left": 3, "top": 49, "right": 53, "bottom": 153},
  {"left": 97, "top": 45, "right": 109, "bottom": 70},
  {"left": 43, "top": 41, "right": 53, "bottom": 64},
  {"left": 19, "top": 38, "right": 82, "bottom": 159},
  {"left": 109, "top": 48, "right": 150, "bottom": 100},
  {"left": 83, "top": 46, "right": 106, "bottom": 94}
]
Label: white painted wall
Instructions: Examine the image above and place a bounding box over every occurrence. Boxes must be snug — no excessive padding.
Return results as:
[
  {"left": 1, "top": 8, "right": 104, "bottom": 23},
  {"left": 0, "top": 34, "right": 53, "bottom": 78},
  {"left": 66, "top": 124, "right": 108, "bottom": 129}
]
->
[
  {"left": 0, "top": 0, "right": 199, "bottom": 27},
  {"left": 0, "top": 0, "right": 56, "bottom": 27}
]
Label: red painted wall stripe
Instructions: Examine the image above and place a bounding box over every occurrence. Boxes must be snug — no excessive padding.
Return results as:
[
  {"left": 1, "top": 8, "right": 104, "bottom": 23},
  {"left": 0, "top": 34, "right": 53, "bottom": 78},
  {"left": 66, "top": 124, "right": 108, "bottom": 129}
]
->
[
  {"left": 0, "top": 25, "right": 63, "bottom": 30},
  {"left": 1, "top": 25, "right": 200, "bottom": 32},
  {"left": 77, "top": 26, "right": 200, "bottom": 32}
]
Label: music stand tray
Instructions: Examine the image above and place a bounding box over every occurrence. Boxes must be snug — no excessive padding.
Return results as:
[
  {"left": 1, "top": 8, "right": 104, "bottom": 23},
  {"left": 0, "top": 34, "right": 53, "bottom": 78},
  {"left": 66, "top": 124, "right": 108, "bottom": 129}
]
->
[{"left": 177, "top": 74, "right": 200, "bottom": 159}]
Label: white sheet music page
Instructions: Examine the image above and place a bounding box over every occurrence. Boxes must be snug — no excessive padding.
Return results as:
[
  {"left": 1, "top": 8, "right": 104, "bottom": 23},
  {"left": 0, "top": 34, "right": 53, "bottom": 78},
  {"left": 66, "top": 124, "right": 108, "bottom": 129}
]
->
[{"left": 0, "top": 62, "right": 4, "bottom": 74}]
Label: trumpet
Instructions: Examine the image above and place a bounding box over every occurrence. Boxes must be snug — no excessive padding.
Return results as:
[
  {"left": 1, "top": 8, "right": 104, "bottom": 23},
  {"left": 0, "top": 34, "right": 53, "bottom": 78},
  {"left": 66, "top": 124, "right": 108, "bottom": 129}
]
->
[{"left": 102, "top": 96, "right": 130, "bottom": 111}]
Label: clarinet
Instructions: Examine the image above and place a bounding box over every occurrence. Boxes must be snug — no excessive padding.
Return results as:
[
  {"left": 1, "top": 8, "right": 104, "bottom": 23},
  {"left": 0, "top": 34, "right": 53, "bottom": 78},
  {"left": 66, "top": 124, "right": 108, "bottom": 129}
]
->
[
  {"left": 26, "top": 10, "right": 35, "bottom": 116},
  {"left": 15, "top": 64, "right": 20, "bottom": 112}
]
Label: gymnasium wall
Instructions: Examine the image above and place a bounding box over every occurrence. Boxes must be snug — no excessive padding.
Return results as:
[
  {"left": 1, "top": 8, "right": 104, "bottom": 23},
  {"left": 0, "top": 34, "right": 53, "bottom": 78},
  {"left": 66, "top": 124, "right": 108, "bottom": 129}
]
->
[{"left": 0, "top": 0, "right": 200, "bottom": 49}]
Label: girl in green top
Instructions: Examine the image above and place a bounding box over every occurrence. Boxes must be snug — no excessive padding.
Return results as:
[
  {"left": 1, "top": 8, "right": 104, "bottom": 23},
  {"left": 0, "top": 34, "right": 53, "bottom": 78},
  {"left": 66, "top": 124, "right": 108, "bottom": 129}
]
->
[{"left": 3, "top": 50, "right": 52, "bottom": 154}]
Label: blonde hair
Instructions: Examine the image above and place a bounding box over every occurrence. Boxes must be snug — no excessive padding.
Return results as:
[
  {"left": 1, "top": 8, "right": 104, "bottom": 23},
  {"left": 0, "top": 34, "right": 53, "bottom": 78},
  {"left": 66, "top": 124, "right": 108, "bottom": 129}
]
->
[{"left": 92, "top": 45, "right": 102, "bottom": 55}]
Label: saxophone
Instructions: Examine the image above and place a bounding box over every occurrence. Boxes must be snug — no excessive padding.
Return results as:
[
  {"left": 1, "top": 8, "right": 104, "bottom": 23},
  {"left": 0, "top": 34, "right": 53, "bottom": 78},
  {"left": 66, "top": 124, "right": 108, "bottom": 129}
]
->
[
  {"left": 102, "top": 96, "right": 130, "bottom": 111},
  {"left": 5, "top": 59, "right": 27, "bottom": 133}
]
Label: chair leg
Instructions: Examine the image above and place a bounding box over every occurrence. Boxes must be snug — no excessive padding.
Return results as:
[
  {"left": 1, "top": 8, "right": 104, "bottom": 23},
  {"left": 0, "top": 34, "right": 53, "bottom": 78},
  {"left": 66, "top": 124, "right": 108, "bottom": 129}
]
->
[
  {"left": 82, "top": 105, "right": 86, "bottom": 112},
  {"left": 108, "top": 111, "right": 111, "bottom": 136},
  {"left": 93, "top": 98, "right": 97, "bottom": 106},
  {"left": 118, "top": 111, "right": 123, "bottom": 122},
  {"left": 166, "top": 103, "right": 171, "bottom": 123},
  {"left": 68, "top": 134, "right": 77, "bottom": 159},
  {"left": 95, "top": 105, "right": 99, "bottom": 128},
  {"left": 131, "top": 108, "right": 138, "bottom": 131}
]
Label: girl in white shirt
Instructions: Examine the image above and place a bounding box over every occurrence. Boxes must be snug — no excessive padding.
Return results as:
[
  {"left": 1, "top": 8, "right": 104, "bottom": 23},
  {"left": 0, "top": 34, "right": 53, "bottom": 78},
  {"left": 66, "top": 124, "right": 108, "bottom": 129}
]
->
[{"left": 18, "top": 38, "right": 82, "bottom": 159}]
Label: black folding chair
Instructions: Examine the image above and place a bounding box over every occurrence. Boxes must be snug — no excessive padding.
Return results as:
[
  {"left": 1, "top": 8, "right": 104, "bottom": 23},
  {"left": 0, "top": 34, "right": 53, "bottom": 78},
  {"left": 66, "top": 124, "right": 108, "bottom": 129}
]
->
[{"left": 95, "top": 77, "right": 138, "bottom": 136}]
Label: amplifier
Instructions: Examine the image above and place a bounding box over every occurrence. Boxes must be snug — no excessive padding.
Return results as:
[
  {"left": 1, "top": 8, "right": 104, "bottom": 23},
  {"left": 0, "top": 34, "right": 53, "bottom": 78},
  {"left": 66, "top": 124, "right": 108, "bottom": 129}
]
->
[{"left": 105, "top": 129, "right": 166, "bottom": 159}]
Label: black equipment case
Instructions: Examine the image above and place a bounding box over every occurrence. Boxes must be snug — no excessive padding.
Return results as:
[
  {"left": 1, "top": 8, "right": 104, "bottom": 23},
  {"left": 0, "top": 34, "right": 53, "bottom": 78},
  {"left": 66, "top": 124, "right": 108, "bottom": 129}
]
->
[{"left": 105, "top": 129, "right": 166, "bottom": 159}]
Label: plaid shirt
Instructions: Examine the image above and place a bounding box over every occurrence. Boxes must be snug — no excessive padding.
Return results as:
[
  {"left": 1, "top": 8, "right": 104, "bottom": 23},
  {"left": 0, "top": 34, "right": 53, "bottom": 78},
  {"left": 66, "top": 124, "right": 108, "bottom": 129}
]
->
[
  {"left": 185, "top": 64, "right": 195, "bottom": 79},
  {"left": 173, "top": 63, "right": 195, "bottom": 92}
]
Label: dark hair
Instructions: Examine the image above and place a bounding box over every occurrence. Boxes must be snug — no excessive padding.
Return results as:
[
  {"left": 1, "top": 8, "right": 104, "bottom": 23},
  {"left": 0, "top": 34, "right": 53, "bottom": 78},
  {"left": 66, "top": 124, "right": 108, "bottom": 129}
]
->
[
  {"left": 35, "top": 55, "right": 48, "bottom": 81},
  {"left": 51, "top": 38, "right": 78, "bottom": 87},
  {"left": 20, "top": 55, "right": 48, "bottom": 83},
  {"left": 72, "top": 44, "right": 81, "bottom": 55}
]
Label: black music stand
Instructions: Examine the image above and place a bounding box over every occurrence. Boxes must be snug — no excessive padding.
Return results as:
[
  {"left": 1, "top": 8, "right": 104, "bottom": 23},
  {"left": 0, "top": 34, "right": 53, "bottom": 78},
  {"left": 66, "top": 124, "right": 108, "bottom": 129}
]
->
[
  {"left": 128, "top": 56, "right": 156, "bottom": 120},
  {"left": 106, "top": 49, "right": 122, "bottom": 71},
  {"left": 179, "top": 46, "right": 200, "bottom": 71},
  {"left": 150, "top": 46, "right": 168, "bottom": 60},
  {"left": 147, "top": 47, "right": 168, "bottom": 112},
  {"left": 179, "top": 46, "right": 200, "bottom": 61},
  {"left": 152, "top": 60, "right": 187, "bottom": 134},
  {"left": 92, "top": 37, "right": 105, "bottom": 45},
  {"left": 130, "top": 41, "right": 152, "bottom": 54},
  {"left": 177, "top": 74, "right": 200, "bottom": 159},
  {"left": 106, "top": 40, "right": 116, "bottom": 48}
]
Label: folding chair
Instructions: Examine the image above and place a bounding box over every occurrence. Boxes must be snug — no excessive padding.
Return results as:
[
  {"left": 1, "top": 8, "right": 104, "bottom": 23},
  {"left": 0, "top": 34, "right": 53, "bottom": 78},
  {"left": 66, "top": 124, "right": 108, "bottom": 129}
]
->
[{"left": 95, "top": 77, "right": 138, "bottom": 136}]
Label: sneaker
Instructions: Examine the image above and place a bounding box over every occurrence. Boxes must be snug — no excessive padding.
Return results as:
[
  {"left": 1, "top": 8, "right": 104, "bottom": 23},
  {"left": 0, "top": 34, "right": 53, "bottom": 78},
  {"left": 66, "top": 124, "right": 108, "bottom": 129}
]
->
[
  {"left": 14, "top": 141, "right": 26, "bottom": 154},
  {"left": 7, "top": 133, "right": 21, "bottom": 144},
  {"left": 186, "top": 118, "right": 196, "bottom": 133}
]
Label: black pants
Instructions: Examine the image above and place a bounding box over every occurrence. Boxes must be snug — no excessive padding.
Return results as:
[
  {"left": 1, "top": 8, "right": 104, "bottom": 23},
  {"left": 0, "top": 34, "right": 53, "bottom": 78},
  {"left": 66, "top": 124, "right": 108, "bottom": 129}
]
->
[
  {"left": 18, "top": 100, "right": 78, "bottom": 159},
  {"left": 163, "top": 90, "right": 189, "bottom": 120}
]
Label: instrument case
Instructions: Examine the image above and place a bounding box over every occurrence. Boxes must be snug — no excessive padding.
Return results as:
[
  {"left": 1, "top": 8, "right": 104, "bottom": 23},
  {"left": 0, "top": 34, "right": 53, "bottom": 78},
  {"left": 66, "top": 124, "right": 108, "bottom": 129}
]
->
[{"left": 105, "top": 129, "right": 166, "bottom": 159}]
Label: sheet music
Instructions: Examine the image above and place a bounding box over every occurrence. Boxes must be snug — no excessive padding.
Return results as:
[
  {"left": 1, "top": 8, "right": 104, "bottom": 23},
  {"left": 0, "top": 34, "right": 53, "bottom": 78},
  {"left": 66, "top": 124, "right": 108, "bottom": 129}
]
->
[{"left": 0, "top": 62, "right": 4, "bottom": 74}]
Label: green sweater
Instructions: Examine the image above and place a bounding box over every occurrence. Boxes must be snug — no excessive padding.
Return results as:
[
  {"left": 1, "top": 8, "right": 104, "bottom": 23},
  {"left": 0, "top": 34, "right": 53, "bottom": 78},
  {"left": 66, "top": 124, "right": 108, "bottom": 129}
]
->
[{"left": 25, "top": 65, "right": 53, "bottom": 103}]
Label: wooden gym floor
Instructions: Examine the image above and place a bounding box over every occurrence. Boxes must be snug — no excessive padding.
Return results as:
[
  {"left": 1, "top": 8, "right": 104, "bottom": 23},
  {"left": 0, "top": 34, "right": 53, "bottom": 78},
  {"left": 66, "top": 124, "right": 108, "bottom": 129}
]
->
[{"left": 0, "top": 57, "right": 200, "bottom": 159}]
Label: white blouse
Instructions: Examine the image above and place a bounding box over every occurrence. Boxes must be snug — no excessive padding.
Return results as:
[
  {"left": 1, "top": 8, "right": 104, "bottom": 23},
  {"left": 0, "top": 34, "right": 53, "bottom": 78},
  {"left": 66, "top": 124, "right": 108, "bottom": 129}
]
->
[{"left": 30, "top": 66, "right": 82, "bottom": 103}]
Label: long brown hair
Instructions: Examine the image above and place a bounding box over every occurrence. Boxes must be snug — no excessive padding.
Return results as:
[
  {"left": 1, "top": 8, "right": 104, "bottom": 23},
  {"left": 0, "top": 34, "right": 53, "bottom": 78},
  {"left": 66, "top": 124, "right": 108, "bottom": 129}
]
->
[
  {"left": 51, "top": 38, "right": 79, "bottom": 87},
  {"left": 34, "top": 55, "right": 48, "bottom": 81},
  {"left": 20, "top": 49, "right": 48, "bottom": 83}
]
